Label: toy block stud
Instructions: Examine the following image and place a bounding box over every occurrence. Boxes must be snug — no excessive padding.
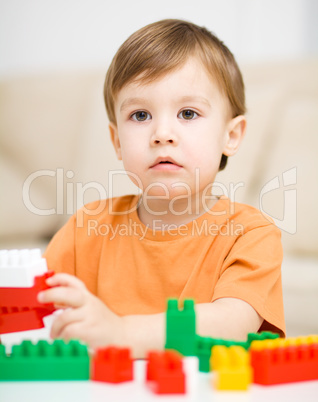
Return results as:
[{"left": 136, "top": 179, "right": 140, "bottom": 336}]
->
[
  {"left": 211, "top": 345, "right": 252, "bottom": 391},
  {"left": 165, "top": 299, "right": 196, "bottom": 356},
  {"left": 250, "top": 335, "right": 318, "bottom": 385},
  {"left": 146, "top": 349, "right": 186, "bottom": 394},
  {"left": 0, "top": 339, "right": 89, "bottom": 381},
  {"left": 91, "top": 346, "right": 133, "bottom": 383}
]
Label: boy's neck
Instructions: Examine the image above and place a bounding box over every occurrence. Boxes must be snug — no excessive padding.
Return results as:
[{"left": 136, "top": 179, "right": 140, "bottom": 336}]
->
[{"left": 137, "top": 194, "right": 220, "bottom": 229}]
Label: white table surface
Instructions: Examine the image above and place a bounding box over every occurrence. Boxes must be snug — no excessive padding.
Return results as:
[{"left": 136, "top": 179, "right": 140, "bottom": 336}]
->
[{"left": 1, "top": 358, "right": 318, "bottom": 402}]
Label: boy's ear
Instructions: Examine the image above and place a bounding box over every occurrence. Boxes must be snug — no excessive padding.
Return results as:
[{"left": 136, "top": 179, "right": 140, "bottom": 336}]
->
[
  {"left": 222, "top": 115, "right": 247, "bottom": 157},
  {"left": 109, "top": 122, "right": 122, "bottom": 160}
]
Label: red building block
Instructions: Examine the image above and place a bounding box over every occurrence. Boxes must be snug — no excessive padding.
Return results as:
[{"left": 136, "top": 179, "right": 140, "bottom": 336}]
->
[
  {"left": 0, "top": 306, "right": 55, "bottom": 334},
  {"left": 0, "top": 271, "right": 55, "bottom": 308},
  {"left": 146, "top": 350, "right": 186, "bottom": 394},
  {"left": 91, "top": 346, "right": 133, "bottom": 383},
  {"left": 0, "top": 271, "right": 56, "bottom": 334},
  {"left": 250, "top": 337, "right": 318, "bottom": 385}
]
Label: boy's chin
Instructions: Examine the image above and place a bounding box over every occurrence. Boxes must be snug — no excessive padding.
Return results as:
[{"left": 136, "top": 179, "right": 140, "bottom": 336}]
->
[{"left": 141, "top": 186, "right": 196, "bottom": 202}]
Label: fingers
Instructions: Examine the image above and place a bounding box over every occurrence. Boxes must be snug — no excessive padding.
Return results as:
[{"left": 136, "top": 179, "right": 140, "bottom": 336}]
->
[
  {"left": 37, "top": 273, "right": 87, "bottom": 308},
  {"left": 38, "top": 286, "right": 86, "bottom": 308},
  {"left": 45, "top": 273, "right": 87, "bottom": 290},
  {"left": 56, "top": 322, "right": 83, "bottom": 342},
  {"left": 50, "top": 308, "right": 83, "bottom": 339}
]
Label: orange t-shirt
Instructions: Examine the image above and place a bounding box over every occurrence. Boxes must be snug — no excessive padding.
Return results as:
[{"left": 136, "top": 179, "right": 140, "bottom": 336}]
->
[{"left": 43, "top": 194, "right": 285, "bottom": 337}]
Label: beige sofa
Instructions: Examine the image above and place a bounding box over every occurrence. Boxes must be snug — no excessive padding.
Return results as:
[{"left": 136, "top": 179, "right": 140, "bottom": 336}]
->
[{"left": 1, "top": 59, "right": 318, "bottom": 336}]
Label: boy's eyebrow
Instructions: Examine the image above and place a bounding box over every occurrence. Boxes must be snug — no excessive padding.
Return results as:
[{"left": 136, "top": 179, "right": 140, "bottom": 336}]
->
[
  {"left": 120, "top": 97, "right": 148, "bottom": 112},
  {"left": 119, "top": 95, "right": 211, "bottom": 113},
  {"left": 177, "top": 95, "right": 211, "bottom": 107}
]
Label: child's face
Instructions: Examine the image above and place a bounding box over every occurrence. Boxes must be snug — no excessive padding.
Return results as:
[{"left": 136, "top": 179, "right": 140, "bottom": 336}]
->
[{"left": 109, "top": 57, "right": 245, "bottom": 200}]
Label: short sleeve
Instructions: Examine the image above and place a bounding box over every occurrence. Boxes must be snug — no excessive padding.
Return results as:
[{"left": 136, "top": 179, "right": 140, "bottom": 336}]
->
[
  {"left": 43, "top": 214, "right": 76, "bottom": 276},
  {"left": 211, "top": 223, "right": 285, "bottom": 337}
]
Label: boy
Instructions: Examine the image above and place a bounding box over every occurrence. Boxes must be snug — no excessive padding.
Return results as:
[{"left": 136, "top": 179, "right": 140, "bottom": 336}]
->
[{"left": 38, "top": 19, "right": 285, "bottom": 358}]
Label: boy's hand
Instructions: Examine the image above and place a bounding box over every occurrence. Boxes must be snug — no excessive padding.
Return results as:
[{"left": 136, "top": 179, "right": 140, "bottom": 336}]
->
[{"left": 37, "top": 273, "right": 125, "bottom": 349}]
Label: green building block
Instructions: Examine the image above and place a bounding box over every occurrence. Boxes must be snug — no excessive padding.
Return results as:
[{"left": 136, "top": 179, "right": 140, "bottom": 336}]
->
[
  {"left": 164, "top": 297, "right": 281, "bottom": 371},
  {"left": 165, "top": 299, "right": 196, "bottom": 356},
  {"left": 196, "top": 336, "right": 214, "bottom": 372},
  {"left": 216, "top": 338, "right": 248, "bottom": 350},
  {"left": 246, "top": 331, "right": 279, "bottom": 348},
  {"left": 0, "top": 344, "right": 5, "bottom": 357},
  {"left": 195, "top": 331, "right": 280, "bottom": 372},
  {"left": 0, "top": 339, "right": 89, "bottom": 381},
  {"left": 195, "top": 336, "right": 248, "bottom": 372}
]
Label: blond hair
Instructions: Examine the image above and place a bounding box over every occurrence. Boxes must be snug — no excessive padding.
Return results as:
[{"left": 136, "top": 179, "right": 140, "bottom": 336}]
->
[{"left": 104, "top": 19, "right": 246, "bottom": 170}]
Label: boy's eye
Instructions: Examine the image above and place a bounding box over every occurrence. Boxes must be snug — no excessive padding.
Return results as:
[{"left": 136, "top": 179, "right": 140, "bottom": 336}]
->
[
  {"left": 178, "top": 109, "right": 198, "bottom": 120},
  {"left": 131, "top": 111, "right": 151, "bottom": 121}
]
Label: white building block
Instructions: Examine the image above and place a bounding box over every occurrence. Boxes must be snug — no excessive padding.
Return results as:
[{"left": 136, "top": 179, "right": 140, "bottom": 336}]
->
[{"left": 0, "top": 248, "right": 48, "bottom": 287}]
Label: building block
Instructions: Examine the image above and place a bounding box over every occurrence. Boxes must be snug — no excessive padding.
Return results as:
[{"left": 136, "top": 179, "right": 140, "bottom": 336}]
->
[
  {"left": 211, "top": 345, "right": 252, "bottom": 391},
  {"left": 165, "top": 299, "right": 196, "bottom": 356},
  {"left": 0, "top": 339, "right": 89, "bottom": 381},
  {"left": 196, "top": 336, "right": 214, "bottom": 372},
  {"left": 0, "top": 249, "right": 56, "bottom": 334},
  {"left": 0, "top": 248, "right": 48, "bottom": 287},
  {"left": 195, "top": 335, "right": 250, "bottom": 373},
  {"left": 91, "top": 346, "right": 133, "bottom": 383},
  {"left": 250, "top": 335, "right": 318, "bottom": 385},
  {"left": 0, "top": 271, "right": 55, "bottom": 308},
  {"left": 0, "top": 306, "right": 55, "bottom": 334},
  {"left": 0, "top": 271, "right": 56, "bottom": 334},
  {"left": 195, "top": 332, "right": 276, "bottom": 373},
  {"left": 246, "top": 331, "right": 279, "bottom": 348},
  {"left": 146, "top": 350, "right": 186, "bottom": 394},
  {"left": 195, "top": 336, "right": 246, "bottom": 373},
  {"left": 164, "top": 297, "right": 281, "bottom": 372}
]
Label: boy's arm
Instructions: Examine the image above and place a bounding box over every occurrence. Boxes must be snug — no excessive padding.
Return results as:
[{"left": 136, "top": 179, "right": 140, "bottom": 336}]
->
[
  {"left": 123, "top": 298, "right": 263, "bottom": 358},
  {"left": 39, "top": 274, "right": 262, "bottom": 358}
]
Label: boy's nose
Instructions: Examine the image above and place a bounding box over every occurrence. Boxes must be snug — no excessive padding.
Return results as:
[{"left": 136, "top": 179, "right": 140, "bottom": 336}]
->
[{"left": 150, "top": 126, "right": 178, "bottom": 146}]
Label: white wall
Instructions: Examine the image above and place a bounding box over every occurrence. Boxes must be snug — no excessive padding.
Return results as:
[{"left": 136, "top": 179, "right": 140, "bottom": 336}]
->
[{"left": 0, "top": 0, "right": 317, "bottom": 77}]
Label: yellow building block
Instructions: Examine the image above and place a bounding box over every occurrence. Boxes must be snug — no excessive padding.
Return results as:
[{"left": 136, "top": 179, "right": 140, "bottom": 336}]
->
[
  {"left": 210, "top": 345, "right": 252, "bottom": 391},
  {"left": 250, "top": 334, "right": 318, "bottom": 352}
]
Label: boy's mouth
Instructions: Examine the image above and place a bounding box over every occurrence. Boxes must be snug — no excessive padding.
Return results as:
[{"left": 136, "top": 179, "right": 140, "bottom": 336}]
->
[
  {"left": 150, "top": 156, "right": 183, "bottom": 171},
  {"left": 151, "top": 156, "right": 181, "bottom": 167}
]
